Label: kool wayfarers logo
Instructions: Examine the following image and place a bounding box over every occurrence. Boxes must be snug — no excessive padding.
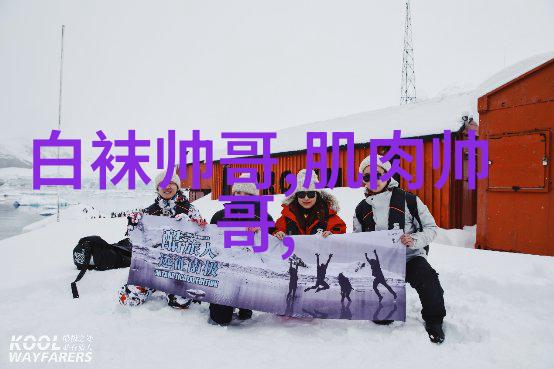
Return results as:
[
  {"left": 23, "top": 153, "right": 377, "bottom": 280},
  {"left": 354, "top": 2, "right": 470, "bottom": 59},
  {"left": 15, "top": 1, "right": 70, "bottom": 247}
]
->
[{"left": 9, "top": 334, "right": 93, "bottom": 363}]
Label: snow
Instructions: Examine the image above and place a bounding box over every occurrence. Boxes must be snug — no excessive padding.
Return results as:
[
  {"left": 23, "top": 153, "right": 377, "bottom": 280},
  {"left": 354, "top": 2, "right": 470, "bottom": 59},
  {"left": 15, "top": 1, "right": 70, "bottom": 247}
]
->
[
  {"left": 0, "top": 167, "right": 33, "bottom": 181},
  {"left": 435, "top": 225, "right": 476, "bottom": 249},
  {"left": 0, "top": 137, "right": 76, "bottom": 171},
  {"left": 471, "top": 51, "right": 554, "bottom": 121},
  {"left": 1, "top": 187, "right": 553, "bottom": 368},
  {"left": 0, "top": 137, "right": 118, "bottom": 181},
  {"left": 0, "top": 138, "right": 34, "bottom": 169},
  {"left": 475, "top": 51, "right": 554, "bottom": 99}
]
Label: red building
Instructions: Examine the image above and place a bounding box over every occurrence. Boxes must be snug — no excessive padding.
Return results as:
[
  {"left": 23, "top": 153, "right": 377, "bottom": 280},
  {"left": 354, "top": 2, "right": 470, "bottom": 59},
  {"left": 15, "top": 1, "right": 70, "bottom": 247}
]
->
[
  {"left": 182, "top": 92, "right": 478, "bottom": 229},
  {"left": 476, "top": 53, "right": 554, "bottom": 256}
]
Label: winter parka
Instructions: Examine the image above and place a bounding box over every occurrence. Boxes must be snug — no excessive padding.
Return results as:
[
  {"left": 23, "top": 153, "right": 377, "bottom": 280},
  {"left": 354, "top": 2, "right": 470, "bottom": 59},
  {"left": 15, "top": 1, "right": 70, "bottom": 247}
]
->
[
  {"left": 353, "top": 177, "right": 438, "bottom": 260},
  {"left": 274, "top": 191, "right": 346, "bottom": 236},
  {"left": 143, "top": 191, "right": 204, "bottom": 221}
]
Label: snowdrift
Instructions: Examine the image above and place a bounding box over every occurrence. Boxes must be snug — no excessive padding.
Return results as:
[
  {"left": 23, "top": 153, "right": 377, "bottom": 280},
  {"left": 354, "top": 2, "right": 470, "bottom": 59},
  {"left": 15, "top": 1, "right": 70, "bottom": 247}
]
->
[{"left": 0, "top": 188, "right": 553, "bottom": 369}]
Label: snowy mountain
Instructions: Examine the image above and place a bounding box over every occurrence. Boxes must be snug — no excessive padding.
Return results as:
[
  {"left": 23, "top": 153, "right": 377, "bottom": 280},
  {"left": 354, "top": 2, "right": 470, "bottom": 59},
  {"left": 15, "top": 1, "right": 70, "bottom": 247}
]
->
[
  {"left": 0, "top": 137, "right": 131, "bottom": 187},
  {"left": 0, "top": 137, "right": 76, "bottom": 185},
  {"left": 0, "top": 137, "right": 34, "bottom": 169}
]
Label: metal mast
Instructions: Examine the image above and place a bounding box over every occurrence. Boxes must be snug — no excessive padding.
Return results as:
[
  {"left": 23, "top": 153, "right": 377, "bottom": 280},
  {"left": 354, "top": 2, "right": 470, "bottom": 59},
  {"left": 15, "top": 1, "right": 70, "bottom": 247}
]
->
[
  {"left": 400, "top": 0, "right": 416, "bottom": 104},
  {"left": 56, "top": 25, "right": 65, "bottom": 222}
]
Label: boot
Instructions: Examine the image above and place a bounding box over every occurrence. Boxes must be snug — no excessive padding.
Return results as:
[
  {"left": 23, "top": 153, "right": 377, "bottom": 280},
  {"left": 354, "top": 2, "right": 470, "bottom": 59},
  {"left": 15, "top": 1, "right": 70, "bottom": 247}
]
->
[
  {"left": 209, "top": 304, "right": 233, "bottom": 325},
  {"left": 237, "top": 309, "right": 253, "bottom": 321},
  {"left": 166, "top": 294, "right": 192, "bottom": 309},
  {"left": 118, "top": 284, "right": 153, "bottom": 307},
  {"left": 425, "top": 322, "right": 445, "bottom": 344}
]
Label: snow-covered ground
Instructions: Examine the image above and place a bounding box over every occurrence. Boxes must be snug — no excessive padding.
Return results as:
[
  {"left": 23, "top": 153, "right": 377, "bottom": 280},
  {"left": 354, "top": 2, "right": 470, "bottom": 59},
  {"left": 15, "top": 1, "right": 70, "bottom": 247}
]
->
[{"left": 0, "top": 188, "right": 553, "bottom": 369}]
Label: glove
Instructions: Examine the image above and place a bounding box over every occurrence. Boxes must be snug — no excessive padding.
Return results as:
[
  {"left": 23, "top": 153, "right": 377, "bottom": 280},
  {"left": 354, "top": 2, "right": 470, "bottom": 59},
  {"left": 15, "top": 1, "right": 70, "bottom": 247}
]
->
[
  {"left": 191, "top": 217, "right": 208, "bottom": 230},
  {"left": 128, "top": 212, "right": 143, "bottom": 225},
  {"left": 174, "top": 213, "right": 189, "bottom": 222},
  {"left": 126, "top": 212, "right": 143, "bottom": 234}
]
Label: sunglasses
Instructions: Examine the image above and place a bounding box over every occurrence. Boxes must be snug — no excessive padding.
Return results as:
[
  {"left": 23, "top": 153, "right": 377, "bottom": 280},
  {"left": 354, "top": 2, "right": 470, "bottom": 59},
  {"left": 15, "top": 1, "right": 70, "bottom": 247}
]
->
[
  {"left": 362, "top": 173, "right": 385, "bottom": 183},
  {"left": 296, "top": 191, "right": 317, "bottom": 199}
]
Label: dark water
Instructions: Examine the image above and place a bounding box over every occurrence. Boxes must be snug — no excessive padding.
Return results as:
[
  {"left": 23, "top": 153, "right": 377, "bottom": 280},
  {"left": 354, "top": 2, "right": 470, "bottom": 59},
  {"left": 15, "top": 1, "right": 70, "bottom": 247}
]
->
[{"left": 0, "top": 203, "right": 45, "bottom": 241}]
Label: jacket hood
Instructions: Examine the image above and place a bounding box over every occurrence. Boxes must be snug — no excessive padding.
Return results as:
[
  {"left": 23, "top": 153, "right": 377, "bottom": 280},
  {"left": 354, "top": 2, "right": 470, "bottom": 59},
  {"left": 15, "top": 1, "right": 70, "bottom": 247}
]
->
[
  {"left": 388, "top": 177, "right": 399, "bottom": 189},
  {"left": 282, "top": 190, "right": 340, "bottom": 212}
]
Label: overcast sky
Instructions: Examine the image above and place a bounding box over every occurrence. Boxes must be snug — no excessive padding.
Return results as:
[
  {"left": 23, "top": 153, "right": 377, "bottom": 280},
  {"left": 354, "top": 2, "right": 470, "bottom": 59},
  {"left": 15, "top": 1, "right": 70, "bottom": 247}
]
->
[{"left": 1, "top": 0, "right": 553, "bottom": 148}]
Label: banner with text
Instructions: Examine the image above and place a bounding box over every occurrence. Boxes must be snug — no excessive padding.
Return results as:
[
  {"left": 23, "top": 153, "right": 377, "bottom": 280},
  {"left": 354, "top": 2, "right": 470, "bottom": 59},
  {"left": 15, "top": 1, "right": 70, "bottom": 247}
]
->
[{"left": 128, "top": 215, "right": 406, "bottom": 321}]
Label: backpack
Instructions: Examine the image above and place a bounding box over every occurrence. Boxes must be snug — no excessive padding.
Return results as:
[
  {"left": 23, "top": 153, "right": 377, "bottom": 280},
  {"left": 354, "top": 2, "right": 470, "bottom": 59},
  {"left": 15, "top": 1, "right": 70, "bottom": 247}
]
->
[
  {"left": 71, "top": 236, "right": 133, "bottom": 298},
  {"left": 355, "top": 187, "right": 429, "bottom": 255}
]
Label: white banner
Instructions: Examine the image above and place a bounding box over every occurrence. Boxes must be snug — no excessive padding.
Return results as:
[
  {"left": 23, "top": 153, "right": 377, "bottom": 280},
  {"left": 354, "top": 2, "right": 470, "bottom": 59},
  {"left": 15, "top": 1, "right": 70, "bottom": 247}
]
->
[{"left": 128, "top": 215, "right": 406, "bottom": 320}]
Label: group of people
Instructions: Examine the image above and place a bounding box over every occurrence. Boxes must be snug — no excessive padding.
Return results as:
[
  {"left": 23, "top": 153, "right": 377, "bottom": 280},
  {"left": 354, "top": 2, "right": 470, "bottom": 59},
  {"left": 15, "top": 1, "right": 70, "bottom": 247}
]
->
[{"left": 117, "top": 154, "right": 446, "bottom": 344}]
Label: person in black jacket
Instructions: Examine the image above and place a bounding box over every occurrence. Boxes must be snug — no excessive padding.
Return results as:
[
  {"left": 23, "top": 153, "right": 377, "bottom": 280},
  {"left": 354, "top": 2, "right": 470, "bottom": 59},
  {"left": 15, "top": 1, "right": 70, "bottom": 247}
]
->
[
  {"left": 208, "top": 174, "right": 274, "bottom": 326},
  {"left": 304, "top": 253, "right": 333, "bottom": 293},
  {"left": 118, "top": 171, "right": 207, "bottom": 309},
  {"left": 337, "top": 273, "right": 353, "bottom": 302},
  {"left": 287, "top": 259, "right": 299, "bottom": 299},
  {"left": 365, "top": 250, "right": 397, "bottom": 301}
]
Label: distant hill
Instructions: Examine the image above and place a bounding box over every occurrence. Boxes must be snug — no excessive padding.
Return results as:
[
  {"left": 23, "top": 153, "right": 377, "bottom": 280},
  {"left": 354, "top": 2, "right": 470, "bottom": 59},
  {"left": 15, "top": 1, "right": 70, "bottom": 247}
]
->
[{"left": 0, "top": 138, "right": 33, "bottom": 169}]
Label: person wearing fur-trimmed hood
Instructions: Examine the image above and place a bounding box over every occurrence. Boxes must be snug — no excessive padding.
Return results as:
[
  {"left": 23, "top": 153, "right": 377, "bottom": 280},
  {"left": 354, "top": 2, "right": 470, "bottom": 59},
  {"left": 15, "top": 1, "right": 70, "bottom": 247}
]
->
[
  {"left": 118, "top": 171, "right": 207, "bottom": 310},
  {"left": 273, "top": 169, "right": 346, "bottom": 239}
]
